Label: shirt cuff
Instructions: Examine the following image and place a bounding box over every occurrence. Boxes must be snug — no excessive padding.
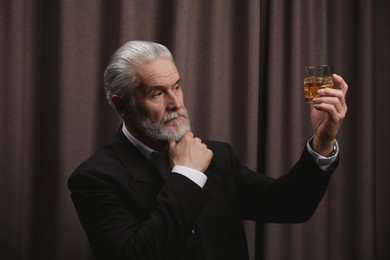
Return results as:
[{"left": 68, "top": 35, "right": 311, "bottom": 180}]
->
[
  {"left": 171, "top": 165, "right": 208, "bottom": 188},
  {"left": 307, "top": 137, "right": 339, "bottom": 171}
]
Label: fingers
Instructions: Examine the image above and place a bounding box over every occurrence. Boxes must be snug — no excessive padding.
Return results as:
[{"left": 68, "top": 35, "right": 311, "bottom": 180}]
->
[
  {"left": 332, "top": 73, "right": 348, "bottom": 95},
  {"left": 313, "top": 100, "right": 345, "bottom": 125},
  {"left": 180, "top": 132, "right": 204, "bottom": 147},
  {"left": 314, "top": 73, "right": 348, "bottom": 114},
  {"left": 314, "top": 89, "right": 345, "bottom": 113},
  {"left": 182, "top": 133, "right": 209, "bottom": 152},
  {"left": 169, "top": 132, "right": 213, "bottom": 172},
  {"left": 313, "top": 96, "right": 347, "bottom": 126},
  {"left": 194, "top": 136, "right": 203, "bottom": 144},
  {"left": 168, "top": 132, "right": 199, "bottom": 149}
]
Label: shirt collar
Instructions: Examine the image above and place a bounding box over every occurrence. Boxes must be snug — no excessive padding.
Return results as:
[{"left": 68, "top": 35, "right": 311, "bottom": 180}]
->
[{"left": 122, "top": 124, "right": 154, "bottom": 159}]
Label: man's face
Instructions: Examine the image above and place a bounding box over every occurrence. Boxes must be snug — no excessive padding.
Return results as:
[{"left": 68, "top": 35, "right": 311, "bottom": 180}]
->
[{"left": 132, "top": 58, "right": 191, "bottom": 141}]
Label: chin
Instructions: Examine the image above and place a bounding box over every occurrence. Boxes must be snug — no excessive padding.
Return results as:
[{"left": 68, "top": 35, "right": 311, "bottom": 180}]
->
[
  {"left": 137, "top": 114, "right": 191, "bottom": 141},
  {"left": 162, "top": 126, "right": 190, "bottom": 141}
]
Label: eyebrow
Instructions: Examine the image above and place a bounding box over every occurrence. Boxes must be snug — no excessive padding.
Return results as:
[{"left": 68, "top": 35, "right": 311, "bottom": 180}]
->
[
  {"left": 145, "top": 78, "right": 181, "bottom": 91},
  {"left": 146, "top": 86, "right": 164, "bottom": 94}
]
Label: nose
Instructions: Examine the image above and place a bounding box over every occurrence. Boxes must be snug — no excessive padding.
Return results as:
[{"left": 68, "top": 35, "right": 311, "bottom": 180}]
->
[{"left": 166, "top": 91, "right": 183, "bottom": 110}]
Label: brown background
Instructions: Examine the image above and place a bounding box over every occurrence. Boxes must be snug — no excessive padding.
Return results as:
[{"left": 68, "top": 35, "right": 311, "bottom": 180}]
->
[{"left": 1, "top": 0, "right": 389, "bottom": 259}]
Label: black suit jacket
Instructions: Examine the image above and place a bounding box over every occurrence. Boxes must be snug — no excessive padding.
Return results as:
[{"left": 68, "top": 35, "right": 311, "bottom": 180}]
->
[{"left": 68, "top": 129, "right": 337, "bottom": 260}]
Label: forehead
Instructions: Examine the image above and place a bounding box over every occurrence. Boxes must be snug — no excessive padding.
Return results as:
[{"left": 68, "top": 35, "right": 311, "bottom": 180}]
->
[{"left": 136, "top": 59, "right": 179, "bottom": 87}]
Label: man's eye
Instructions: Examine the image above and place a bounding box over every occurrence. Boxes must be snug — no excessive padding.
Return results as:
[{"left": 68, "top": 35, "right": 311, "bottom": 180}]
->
[{"left": 151, "top": 91, "right": 163, "bottom": 98}]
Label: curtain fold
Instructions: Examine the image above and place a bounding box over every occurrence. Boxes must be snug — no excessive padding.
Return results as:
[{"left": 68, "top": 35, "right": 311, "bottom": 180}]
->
[{"left": 1, "top": 0, "right": 389, "bottom": 259}]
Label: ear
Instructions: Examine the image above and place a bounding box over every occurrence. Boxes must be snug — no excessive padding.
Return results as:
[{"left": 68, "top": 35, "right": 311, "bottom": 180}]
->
[{"left": 111, "top": 95, "right": 131, "bottom": 119}]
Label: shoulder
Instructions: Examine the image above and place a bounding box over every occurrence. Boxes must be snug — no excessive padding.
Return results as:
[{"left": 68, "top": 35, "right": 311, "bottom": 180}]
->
[
  {"left": 204, "top": 140, "right": 236, "bottom": 158},
  {"left": 68, "top": 135, "right": 152, "bottom": 190},
  {"left": 204, "top": 140, "right": 232, "bottom": 152},
  {"left": 68, "top": 145, "right": 124, "bottom": 187},
  {"left": 204, "top": 140, "right": 240, "bottom": 170},
  {"left": 73, "top": 146, "right": 117, "bottom": 173}
]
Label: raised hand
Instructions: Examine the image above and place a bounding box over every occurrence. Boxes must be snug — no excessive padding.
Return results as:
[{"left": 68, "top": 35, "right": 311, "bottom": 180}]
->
[
  {"left": 311, "top": 74, "right": 348, "bottom": 156},
  {"left": 168, "top": 132, "right": 213, "bottom": 172}
]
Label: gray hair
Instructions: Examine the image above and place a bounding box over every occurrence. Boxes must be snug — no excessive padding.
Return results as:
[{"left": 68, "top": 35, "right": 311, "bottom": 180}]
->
[{"left": 103, "top": 41, "right": 174, "bottom": 108}]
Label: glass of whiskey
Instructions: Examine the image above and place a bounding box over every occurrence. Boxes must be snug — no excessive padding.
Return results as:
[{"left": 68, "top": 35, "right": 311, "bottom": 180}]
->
[{"left": 303, "top": 65, "right": 334, "bottom": 103}]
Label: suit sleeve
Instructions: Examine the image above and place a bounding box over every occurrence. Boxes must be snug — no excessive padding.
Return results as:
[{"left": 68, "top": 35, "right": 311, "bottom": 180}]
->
[
  {"left": 69, "top": 164, "right": 208, "bottom": 260},
  {"left": 228, "top": 143, "right": 338, "bottom": 223}
]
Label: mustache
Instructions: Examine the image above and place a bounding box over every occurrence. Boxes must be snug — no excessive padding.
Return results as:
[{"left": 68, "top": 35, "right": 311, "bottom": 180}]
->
[{"left": 162, "top": 109, "right": 189, "bottom": 124}]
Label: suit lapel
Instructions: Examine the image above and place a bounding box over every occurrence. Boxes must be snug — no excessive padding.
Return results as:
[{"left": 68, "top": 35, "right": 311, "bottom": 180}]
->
[{"left": 111, "top": 128, "right": 164, "bottom": 183}]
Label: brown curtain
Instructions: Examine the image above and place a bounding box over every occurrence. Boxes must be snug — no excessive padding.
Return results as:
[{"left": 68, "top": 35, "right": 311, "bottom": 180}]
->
[
  {"left": 1, "top": 0, "right": 389, "bottom": 260},
  {"left": 259, "top": 1, "right": 390, "bottom": 260}
]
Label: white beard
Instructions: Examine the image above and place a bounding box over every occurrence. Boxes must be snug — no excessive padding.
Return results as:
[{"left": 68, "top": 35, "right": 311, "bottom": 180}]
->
[{"left": 134, "top": 108, "right": 191, "bottom": 141}]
